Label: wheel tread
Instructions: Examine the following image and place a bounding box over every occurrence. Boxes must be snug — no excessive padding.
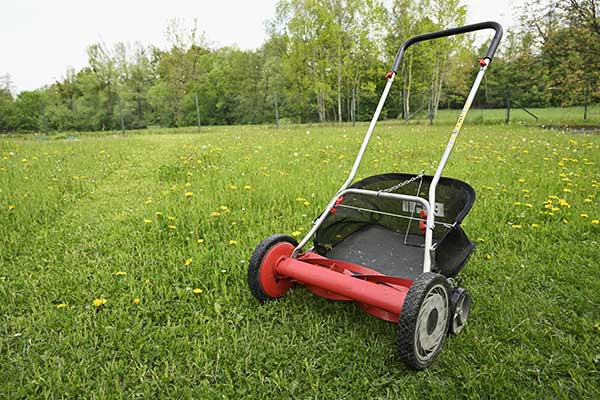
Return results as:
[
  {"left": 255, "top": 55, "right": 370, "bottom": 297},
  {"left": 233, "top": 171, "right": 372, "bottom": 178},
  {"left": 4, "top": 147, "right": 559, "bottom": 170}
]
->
[{"left": 248, "top": 234, "right": 298, "bottom": 302}]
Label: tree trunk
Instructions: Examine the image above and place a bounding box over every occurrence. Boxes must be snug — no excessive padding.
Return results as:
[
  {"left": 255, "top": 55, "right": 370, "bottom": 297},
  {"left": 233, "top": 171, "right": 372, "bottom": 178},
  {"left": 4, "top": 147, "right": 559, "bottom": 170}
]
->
[{"left": 337, "top": 70, "right": 342, "bottom": 123}]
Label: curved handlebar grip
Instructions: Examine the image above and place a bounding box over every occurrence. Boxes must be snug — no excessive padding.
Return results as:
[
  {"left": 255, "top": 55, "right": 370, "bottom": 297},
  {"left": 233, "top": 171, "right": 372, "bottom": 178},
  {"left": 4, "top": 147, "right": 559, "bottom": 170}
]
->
[{"left": 391, "top": 21, "right": 503, "bottom": 73}]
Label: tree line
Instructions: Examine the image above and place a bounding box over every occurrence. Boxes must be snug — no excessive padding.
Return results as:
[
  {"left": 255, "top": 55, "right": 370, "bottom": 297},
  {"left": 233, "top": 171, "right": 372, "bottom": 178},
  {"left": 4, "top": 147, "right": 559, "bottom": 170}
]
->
[{"left": 0, "top": 0, "right": 598, "bottom": 134}]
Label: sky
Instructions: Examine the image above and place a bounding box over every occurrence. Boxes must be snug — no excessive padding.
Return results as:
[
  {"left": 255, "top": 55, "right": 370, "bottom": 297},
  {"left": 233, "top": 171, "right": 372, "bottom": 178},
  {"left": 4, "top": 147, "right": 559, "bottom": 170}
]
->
[{"left": 0, "top": 0, "right": 521, "bottom": 94}]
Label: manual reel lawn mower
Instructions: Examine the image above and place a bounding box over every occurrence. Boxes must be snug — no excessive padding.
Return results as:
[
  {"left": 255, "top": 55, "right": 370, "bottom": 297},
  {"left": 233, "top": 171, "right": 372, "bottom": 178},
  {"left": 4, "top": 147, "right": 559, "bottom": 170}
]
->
[{"left": 248, "top": 21, "right": 502, "bottom": 370}]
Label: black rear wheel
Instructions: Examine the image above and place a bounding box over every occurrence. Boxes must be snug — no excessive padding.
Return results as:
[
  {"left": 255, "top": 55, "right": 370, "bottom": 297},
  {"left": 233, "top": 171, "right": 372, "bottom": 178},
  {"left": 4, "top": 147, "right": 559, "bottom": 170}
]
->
[
  {"left": 248, "top": 234, "right": 298, "bottom": 302},
  {"left": 397, "top": 272, "right": 450, "bottom": 370},
  {"left": 449, "top": 287, "right": 471, "bottom": 336}
]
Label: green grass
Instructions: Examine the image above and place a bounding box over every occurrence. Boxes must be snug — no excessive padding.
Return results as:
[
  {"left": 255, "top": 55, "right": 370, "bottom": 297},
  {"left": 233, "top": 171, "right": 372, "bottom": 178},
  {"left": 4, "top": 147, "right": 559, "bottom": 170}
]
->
[
  {"left": 411, "top": 105, "right": 600, "bottom": 126},
  {"left": 0, "top": 121, "right": 599, "bottom": 398}
]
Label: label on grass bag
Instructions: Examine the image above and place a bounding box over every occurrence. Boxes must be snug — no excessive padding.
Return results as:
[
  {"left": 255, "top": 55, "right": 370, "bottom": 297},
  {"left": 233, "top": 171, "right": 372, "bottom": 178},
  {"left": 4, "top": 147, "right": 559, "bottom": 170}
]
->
[{"left": 402, "top": 201, "right": 445, "bottom": 217}]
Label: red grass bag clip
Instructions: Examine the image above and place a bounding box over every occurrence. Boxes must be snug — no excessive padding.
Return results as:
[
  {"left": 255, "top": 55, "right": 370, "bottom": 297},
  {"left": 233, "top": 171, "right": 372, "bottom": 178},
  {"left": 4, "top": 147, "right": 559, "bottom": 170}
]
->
[{"left": 419, "top": 210, "right": 427, "bottom": 233}]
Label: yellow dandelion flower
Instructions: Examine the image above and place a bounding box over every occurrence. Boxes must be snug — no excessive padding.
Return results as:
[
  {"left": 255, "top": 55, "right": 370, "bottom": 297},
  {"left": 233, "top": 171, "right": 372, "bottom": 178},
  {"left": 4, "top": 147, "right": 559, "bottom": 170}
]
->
[
  {"left": 168, "top": 225, "right": 177, "bottom": 230},
  {"left": 551, "top": 207, "right": 560, "bottom": 212},
  {"left": 580, "top": 213, "right": 589, "bottom": 219},
  {"left": 531, "top": 223, "right": 539, "bottom": 228},
  {"left": 133, "top": 298, "right": 141, "bottom": 305},
  {"left": 211, "top": 211, "right": 221, "bottom": 217},
  {"left": 114, "top": 271, "right": 126, "bottom": 276},
  {"left": 168, "top": 216, "right": 176, "bottom": 221},
  {"left": 197, "top": 239, "right": 205, "bottom": 244},
  {"left": 525, "top": 204, "right": 533, "bottom": 208},
  {"left": 185, "top": 191, "right": 194, "bottom": 198},
  {"left": 93, "top": 298, "right": 107, "bottom": 308},
  {"left": 220, "top": 205, "right": 229, "bottom": 211},
  {"left": 56, "top": 303, "right": 67, "bottom": 309},
  {"left": 513, "top": 202, "right": 521, "bottom": 206},
  {"left": 511, "top": 225, "right": 522, "bottom": 229},
  {"left": 229, "top": 240, "right": 237, "bottom": 245},
  {"left": 476, "top": 237, "right": 485, "bottom": 243},
  {"left": 583, "top": 198, "right": 592, "bottom": 203},
  {"left": 517, "top": 179, "right": 526, "bottom": 183},
  {"left": 303, "top": 201, "right": 310, "bottom": 206},
  {"left": 229, "top": 185, "right": 238, "bottom": 190},
  {"left": 291, "top": 231, "right": 301, "bottom": 238},
  {"left": 592, "top": 220, "right": 599, "bottom": 225},
  {"left": 193, "top": 288, "right": 203, "bottom": 295},
  {"left": 563, "top": 188, "right": 572, "bottom": 193},
  {"left": 143, "top": 218, "right": 152, "bottom": 224},
  {"left": 184, "top": 258, "right": 193, "bottom": 266},
  {"left": 185, "top": 182, "right": 192, "bottom": 187},
  {"left": 144, "top": 279, "right": 151, "bottom": 285},
  {"left": 8, "top": 204, "right": 16, "bottom": 210},
  {"left": 562, "top": 219, "right": 569, "bottom": 224},
  {"left": 244, "top": 185, "right": 252, "bottom": 190},
  {"left": 483, "top": 254, "right": 492, "bottom": 260},
  {"left": 155, "top": 211, "right": 163, "bottom": 216},
  {"left": 145, "top": 199, "right": 152, "bottom": 204}
]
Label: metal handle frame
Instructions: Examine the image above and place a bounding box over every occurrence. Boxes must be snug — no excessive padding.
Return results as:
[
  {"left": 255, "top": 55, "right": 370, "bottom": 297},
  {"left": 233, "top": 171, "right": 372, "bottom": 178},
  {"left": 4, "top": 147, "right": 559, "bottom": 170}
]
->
[{"left": 292, "top": 22, "right": 503, "bottom": 274}]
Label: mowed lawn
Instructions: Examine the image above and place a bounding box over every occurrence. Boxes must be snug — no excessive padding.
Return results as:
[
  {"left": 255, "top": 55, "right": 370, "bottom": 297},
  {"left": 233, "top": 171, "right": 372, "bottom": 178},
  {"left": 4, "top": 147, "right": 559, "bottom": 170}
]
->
[{"left": 0, "top": 122, "right": 599, "bottom": 399}]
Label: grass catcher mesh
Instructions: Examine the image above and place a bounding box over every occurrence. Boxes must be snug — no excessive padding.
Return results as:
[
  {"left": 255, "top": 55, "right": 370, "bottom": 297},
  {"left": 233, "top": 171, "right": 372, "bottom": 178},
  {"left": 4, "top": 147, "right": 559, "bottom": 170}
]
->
[{"left": 314, "top": 173, "right": 476, "bottom": 278}]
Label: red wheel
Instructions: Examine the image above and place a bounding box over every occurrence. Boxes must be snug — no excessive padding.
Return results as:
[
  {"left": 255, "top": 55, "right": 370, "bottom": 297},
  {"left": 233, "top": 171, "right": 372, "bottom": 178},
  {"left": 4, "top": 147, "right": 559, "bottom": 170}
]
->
[{"left": 248, "top": 235, "right": 298, "bottom": 302}]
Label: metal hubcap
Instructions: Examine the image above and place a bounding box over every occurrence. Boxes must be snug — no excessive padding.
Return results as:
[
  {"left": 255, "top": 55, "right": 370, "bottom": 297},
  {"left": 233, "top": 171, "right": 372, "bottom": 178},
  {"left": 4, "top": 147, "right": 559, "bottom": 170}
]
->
[
  {"left": 415, "top": 284, "right": 448, "bottom": 362},
  {"left": 452, "top": 291, "right": 471, "bottom": 335}
]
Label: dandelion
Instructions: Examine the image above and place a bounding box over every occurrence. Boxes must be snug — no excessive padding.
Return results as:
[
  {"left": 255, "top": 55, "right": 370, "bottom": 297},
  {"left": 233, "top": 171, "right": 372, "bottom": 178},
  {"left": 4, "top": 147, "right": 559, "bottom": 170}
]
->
[
  {"left": 114, "top": 271, "right": 126, "bottom": 276},
  {"left": 211, "top": 211, "right": 221, "bottom": 217},
  {"left": 483, "top": 254, "right": 492, "bottom": 260},
  {"left": 592, "top": 220, "right": 599, "bottom": 225},
  {"left": 56, "top": 303, "right": 67, "bottom": 309},
  {"left": 476, "top": 237, "right": 485, "bottom": 243},
  {"left": 168, "top": 225, "right": 176, "bottom": 230},
  {"left": 531, "top": 224, "right": 539, "bottom": 228},
  {"left": 563, "top": 188, "right": 572, "bottom": 193},
  {"left": 517, "top": 179, "right": 526, "bottom": 183},
  {"left": 197, "top": 239, "right": 205, "bottom": 244},
  {"left": 580, "top": 213, "right": 589, "bottom": 219},
  {"left": 168, "top": 216, "right": 176, "bottom": 221},
  {"left": 229, "top": 240, "right": 237, "bottom": 245},
  {"left": 185, "top": 191, "right": 194, "bottom": 198},
  {"left": 93, "top": 298, "right": 107, "bottom": 308},
  {"left": 511, "top": 225, "right": 522, "bottom": 229},
  {"left": 229, "top": 185, "right": 238, "bottom": 190},
  {"left": 513, "top": 202, "right": 521, "bottom": 206},
  {"left": 291, "top": 231, "right": 301, "bottom": 238},
  {"left": 143, "top": 218, "right": 152, "bottom": 224},
  {"left": 303, "top": 201, "right": 310, "bottom": 206},
  {"left": 184, "top": 258, "right": 193, "bottom": 266},
  {"left": 220, "top": 205, "right": 229, "bottom": 211},
  {"left": 155, "top": 211, "right": 163, "bottom": 216},
  {"left": 244, "top": 185, "right": 252, "bottom": 190},
  {"left": 558, "top": 199, "right": 570, "bottom": 208},
  {"left": 8, "top": 204, "right": 16, "bottom": 210},
  {"left": 584, "top": 198, "right": 592, "bottom": 203},
  {"left": 133, "top": 298, "right": 141, "bottom": 305},
  {"left": 193, "top": 288, "right": 203, "bottom": 296},
  {"left": 144, "top": 279, "right": 151, "bottom": 285},
  {"left": 562, "top": 219, "right": 569, "bottom": 224},
  {"left": 525, "top": 203, "right": 533, "bottom": 208}
]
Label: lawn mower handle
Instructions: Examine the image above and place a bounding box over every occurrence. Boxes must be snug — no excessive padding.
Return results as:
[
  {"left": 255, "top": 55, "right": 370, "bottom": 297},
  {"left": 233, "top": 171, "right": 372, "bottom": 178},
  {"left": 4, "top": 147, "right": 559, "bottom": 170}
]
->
[{"left": 391, "top": 21, "right": 503, "bottom": 73}]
